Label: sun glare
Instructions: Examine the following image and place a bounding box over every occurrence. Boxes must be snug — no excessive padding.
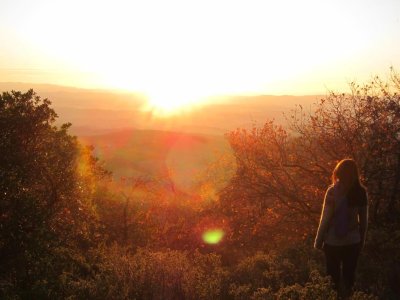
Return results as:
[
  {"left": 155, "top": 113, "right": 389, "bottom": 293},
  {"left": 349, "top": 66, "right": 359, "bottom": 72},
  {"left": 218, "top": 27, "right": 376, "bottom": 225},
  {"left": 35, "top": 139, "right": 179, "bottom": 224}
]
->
[
  {"left": 144, "top": 92, "right": 201, "bottom": 115},
  {"left": 142, "top": 81, "right": 211, "bottom": 115},
  {"left": 2, "top": 0, "right": 399, "bottom": 97},
  {"left": 146, "top": 94, "right": 190, "bottom": 115},
  {"left": 202, "top": 229, "right": 225, "bottom": 244}
]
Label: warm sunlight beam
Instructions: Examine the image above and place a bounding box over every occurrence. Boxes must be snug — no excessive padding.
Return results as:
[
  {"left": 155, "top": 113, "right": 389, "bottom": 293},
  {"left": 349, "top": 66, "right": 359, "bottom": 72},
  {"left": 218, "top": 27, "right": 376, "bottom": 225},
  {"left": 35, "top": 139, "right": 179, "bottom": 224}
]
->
[
  {"left": 1, "top": 0, "right": 400, "bottom": 95},
  {"left": 142, "top": 83, "right": 208, "bottom": 115},
  {"left": 145, "top": 95, "right": 194, "bottom": 115}
]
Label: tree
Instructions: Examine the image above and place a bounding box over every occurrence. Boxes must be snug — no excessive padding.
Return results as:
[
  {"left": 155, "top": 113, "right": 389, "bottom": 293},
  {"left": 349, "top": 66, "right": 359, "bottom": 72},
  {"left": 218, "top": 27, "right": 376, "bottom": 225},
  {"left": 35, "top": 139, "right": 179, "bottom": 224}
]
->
[
  {"left": 95, "top": 176, "right": 154, "bottom": 247},
  {"left": 288, "top": 70, "right": 400, "bottom": 224},
  {"left": 0, "top": 90, "right": 107, "bottom": 297},
  {"left": 220, "top": 68, "right": 400, "bottom": 251}
]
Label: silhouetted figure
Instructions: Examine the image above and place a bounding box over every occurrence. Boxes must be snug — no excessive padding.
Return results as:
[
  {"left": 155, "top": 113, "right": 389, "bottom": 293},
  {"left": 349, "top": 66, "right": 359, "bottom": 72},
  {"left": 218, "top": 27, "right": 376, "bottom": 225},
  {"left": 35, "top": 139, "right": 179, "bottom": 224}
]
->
[{"left": 314, "top": 159, "right": 368, "bottom": 297}]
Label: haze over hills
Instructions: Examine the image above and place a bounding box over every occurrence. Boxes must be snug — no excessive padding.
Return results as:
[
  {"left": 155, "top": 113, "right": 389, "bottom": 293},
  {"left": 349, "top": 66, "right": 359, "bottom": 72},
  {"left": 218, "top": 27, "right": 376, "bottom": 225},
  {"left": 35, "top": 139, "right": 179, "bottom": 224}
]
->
[
  {"left": 0, "top": 82, "right": 323, "bottom": 186},
  {"left": 0, "top": 82, "right": 322, "bottom": 136},
  {"left": 80, "top": 128, "right": 232, "bottom": 192}
]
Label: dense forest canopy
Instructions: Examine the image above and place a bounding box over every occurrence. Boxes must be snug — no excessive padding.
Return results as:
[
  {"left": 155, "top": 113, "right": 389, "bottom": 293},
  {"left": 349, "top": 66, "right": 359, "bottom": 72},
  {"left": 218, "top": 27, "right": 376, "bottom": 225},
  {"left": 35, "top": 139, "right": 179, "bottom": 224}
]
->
[{"left": 1, "top": 70, "right": 400, "bottom": 299}]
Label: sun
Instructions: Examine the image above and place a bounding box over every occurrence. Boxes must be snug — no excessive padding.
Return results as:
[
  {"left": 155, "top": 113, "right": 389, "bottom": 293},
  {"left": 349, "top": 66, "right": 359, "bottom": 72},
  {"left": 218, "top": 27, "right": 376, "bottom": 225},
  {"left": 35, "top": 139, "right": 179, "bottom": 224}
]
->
[
  {"left": 143, "top": 83, "right": 209, "bottom": 116},
  {"left": 146, "top": 95, "right": 187, "bottom": 115}
]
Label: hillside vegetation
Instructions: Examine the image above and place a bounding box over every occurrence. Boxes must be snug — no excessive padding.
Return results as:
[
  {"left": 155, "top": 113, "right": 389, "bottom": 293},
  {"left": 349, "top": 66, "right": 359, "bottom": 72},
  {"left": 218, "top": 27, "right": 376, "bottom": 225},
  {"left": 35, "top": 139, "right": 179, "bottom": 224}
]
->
[{"left": 1, "top": 70, "right": 400, "bottom": 299}]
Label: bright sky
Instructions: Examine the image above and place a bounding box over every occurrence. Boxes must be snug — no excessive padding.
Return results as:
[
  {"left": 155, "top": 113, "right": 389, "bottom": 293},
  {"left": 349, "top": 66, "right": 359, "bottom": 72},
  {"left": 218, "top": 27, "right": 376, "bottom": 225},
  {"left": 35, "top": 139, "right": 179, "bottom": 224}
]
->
[{"left": 1, "top": 0, "right": 400, "bottom": 109}]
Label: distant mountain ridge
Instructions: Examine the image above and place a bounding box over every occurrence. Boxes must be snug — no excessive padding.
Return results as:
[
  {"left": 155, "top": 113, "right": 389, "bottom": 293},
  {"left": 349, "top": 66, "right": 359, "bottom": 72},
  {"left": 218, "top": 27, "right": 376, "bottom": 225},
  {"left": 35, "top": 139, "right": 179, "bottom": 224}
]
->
[
  {"left": 0, "top": 82, "right": 324, "bottom": 188},
  {"left": 0, "top": 82, "right": 323, "bottom": 136}
]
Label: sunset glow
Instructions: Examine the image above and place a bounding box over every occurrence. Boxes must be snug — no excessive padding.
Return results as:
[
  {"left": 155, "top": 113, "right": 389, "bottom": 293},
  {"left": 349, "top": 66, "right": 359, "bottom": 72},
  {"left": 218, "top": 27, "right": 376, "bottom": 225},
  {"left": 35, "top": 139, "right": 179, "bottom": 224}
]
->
[
  {"left": 1, "top": 0, "right": 399, "bottom": 296},
  {"left": 143, "top": 85, "right": 207, "bottom": 115},
  {"left": 1, "top": 0, "right": 400, "bottom": 102}
]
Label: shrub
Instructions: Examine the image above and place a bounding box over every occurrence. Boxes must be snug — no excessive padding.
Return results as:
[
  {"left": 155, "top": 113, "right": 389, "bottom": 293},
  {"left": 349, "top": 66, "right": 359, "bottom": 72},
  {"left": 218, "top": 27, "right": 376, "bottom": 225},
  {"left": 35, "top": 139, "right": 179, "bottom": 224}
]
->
[{"left": 65, "top": 246, "right": 227, "bottom": 300}]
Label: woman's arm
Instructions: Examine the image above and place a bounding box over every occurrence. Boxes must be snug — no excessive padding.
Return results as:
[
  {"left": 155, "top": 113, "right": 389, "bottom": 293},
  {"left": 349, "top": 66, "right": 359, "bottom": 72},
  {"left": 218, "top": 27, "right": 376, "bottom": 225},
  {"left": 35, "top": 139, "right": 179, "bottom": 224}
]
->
[
  {"left": 358, "top": 190, "right": 368, "bottom": 250},
  {"left": 314, "top": 187, "right": 334, "bottom": 249}
]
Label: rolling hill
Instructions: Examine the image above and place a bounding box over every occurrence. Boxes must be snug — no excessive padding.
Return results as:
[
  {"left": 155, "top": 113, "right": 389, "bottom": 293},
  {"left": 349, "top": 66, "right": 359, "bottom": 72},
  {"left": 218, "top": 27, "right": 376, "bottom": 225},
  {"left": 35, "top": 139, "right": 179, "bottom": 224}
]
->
[
  {"left": 1, "top": 82, "right": 322, "bottom": 190},
  {"left": 0, "top": 82, "right": 322, "bottom": 136},
  {"left": 79, "top": 128, "right": 232, "bottom": 193}
]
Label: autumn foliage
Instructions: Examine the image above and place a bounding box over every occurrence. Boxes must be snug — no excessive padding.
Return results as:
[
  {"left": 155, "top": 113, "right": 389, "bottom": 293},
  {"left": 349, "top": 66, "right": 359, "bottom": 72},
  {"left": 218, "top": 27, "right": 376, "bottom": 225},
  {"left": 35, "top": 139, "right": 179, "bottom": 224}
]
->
[
  {"left": 1, "top": 69, "right": 400, "bottom": 299},
  {"left": 220, "top": 69, "right": 400, "bottom": 254}
]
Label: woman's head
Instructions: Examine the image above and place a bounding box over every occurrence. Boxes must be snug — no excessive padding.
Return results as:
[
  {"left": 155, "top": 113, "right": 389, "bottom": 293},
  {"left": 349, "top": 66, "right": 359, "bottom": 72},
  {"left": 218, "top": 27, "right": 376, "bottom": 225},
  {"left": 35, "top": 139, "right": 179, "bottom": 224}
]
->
[{"left": 332, "top": 158, "right": 361, "bottom": 188}]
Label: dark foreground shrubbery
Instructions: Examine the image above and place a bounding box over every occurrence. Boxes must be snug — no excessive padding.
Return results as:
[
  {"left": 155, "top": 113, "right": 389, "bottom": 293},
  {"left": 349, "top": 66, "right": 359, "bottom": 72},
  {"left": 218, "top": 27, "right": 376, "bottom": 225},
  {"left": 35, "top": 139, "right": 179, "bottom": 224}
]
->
[
  {"left": 66, "top": 246, "right": 227, "bottom": 300},
  {"left": 10, "top": 243, "right": 382, "bottom": 300}
]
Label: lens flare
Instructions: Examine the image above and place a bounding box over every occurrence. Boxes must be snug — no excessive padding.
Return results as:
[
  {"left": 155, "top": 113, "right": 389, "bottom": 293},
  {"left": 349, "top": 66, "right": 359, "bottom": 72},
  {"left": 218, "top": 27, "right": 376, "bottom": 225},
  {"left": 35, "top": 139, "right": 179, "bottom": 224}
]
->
[{"left": 202, "top": 229, "right": 224, "bottom": 244}]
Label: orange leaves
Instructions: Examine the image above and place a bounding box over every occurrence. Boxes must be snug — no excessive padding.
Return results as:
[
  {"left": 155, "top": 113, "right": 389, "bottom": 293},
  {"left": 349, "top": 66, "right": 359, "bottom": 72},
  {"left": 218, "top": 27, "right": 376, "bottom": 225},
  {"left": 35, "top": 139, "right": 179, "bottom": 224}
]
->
[{"left": 222, "top": 68, "right": 400, "bottom": 252}]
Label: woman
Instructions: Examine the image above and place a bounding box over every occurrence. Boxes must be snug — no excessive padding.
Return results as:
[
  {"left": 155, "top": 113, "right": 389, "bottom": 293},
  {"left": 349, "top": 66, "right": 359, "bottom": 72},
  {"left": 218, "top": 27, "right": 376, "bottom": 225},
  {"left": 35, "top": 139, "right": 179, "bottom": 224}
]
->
[{"left": 314, "top": 159, "right": 368, "bottom": 295}]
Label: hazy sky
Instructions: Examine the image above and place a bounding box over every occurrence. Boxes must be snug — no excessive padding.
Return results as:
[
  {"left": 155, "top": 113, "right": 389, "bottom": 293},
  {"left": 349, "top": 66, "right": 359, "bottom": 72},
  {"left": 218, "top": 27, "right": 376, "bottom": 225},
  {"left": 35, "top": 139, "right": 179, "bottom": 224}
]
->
[{"left": 1, "top": 0, "right": 399, "bottom": 101}]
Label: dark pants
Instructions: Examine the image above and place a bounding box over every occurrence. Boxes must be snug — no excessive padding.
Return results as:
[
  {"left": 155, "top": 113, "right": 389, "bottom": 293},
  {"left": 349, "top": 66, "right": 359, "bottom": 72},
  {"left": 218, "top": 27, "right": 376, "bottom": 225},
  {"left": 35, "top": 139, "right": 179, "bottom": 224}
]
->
[{"left": 323, "top": 243, "right": 361, "bottom": 291}]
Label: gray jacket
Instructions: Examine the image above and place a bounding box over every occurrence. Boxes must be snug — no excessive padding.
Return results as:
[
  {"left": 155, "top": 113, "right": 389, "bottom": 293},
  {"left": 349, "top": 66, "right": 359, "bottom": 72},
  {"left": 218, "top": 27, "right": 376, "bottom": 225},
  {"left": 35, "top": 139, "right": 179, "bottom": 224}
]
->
[{"left": 314, "top": 183, "right": 368, "bottom": 248}]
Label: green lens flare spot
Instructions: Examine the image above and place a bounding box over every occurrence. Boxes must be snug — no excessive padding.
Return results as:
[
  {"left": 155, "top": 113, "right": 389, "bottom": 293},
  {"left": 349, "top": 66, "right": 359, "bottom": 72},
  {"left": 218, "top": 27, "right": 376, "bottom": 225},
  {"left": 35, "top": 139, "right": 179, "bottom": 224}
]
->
[{"left": 202, "top": 229, "right": 224, "bottom": 244}]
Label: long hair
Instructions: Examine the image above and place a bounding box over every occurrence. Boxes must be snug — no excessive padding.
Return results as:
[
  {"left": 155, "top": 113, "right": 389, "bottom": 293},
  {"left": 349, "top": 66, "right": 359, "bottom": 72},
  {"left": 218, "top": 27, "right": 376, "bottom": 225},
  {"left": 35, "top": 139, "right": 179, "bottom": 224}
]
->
[
  {"left": 332, "top": 158, "right": 366, "bottom": 206},
  {"left": 332, "top": 159, "right": 361, "bottom": 187}
]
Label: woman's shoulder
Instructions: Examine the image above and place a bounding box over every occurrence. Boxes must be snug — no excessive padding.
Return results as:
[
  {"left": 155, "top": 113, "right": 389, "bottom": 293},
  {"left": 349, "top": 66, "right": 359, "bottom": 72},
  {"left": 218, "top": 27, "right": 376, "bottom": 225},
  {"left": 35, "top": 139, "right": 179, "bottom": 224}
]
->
[
  {"left": 324, "top": 184, "right": 336, "bottom": 206},
  {"left": 326, "top": 184, "right": 336, "bottom": 192},
  {"left": 324, "top": 184, "right": 335, "bottom": 196},
  {"left": 326, "top": 183, "right": 342, "bottom": 196}
]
